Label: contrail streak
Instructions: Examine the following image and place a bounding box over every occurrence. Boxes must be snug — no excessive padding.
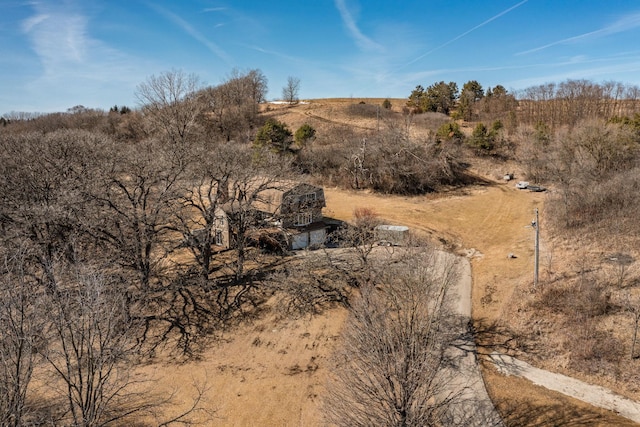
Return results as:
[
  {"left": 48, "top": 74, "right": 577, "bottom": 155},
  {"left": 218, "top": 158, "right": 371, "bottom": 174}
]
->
[
  {"left": 517, "top": 12, "right": 640, "bottom": 55},
  {"left": 402, "top": 0, "right": 529, "bottom": 68}
]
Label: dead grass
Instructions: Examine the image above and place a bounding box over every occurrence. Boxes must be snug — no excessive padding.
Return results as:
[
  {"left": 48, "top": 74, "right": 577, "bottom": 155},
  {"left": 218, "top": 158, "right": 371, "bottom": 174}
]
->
[
  {"left": 321, "top": 173, "right": 640, "bottom": 424},
  {"left": 129, "top": 302, "right": 347, "bottom": 426}
]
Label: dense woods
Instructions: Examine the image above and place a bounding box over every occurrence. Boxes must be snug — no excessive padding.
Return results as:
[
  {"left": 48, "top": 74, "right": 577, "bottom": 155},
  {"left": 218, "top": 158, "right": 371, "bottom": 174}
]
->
[
  {"left": 2, "top": 70, "right": 640, "bottom": 425},
  {"left": 0, "top": 70, "right": 291, "bottom": 424}
]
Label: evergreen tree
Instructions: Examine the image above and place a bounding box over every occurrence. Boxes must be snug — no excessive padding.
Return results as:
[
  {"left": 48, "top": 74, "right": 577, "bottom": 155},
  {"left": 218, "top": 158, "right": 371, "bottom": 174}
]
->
[
  {"left": 253, "top": 118, "right": 293, "bottom": 153},
  {"left": 294, "top": 123, "right": 316, "bottom": 147},
  {"left": 458, "top": 80, "right": 484, "bottom": 121}
]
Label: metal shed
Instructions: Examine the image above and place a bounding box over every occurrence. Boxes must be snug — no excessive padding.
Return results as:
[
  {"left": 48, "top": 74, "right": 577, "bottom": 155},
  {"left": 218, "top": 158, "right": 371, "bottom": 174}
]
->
[{"left": 374, "top": 224, "right": 409, "bottom": 246}]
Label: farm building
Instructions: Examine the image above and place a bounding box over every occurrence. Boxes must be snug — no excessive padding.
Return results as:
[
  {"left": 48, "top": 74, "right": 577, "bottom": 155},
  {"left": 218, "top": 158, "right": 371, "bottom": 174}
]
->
[
  {"left": 251, "top": 181, "right": 327, "bottom": 250},
  {"left": 205, "top": 180, "right": 327, "bottom": 251}
]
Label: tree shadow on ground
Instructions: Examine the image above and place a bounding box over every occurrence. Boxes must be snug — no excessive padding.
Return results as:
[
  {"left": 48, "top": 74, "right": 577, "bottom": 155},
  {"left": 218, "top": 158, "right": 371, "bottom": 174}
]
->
[
  {"left": 458, "top": 169, "right": 496, "bottom": 187},
  {"left": 134, "top": 255, "right": 291, "bottom": 359},
  {"left": 450, "top": 317, "right": 540, "bottom": 361},
  {"left": 497, "top": 399, "right": 638, "bottom": 427}
]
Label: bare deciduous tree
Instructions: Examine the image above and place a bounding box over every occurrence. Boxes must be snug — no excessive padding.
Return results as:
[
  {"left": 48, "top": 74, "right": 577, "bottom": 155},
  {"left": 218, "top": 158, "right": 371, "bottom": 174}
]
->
[
  {"left": 173, "top": 143, "right": 243, "bottom": 282},
  {"left": 41, "top": 266, "right": 145, "bottom": 427},
  {"left": 329, "top": 207, "right": 381, "bottom": 285},
  {"left": 268, "top": 252, "right": 351, "bottom": 318},
  {"left": 145, "top": 146, "right": 295, "bottom": 354},
  {"left": 341, "top": 126, "right": 465, "bottom": 194},
  {"left": 222, "top": 153, "right": 291, "bottom": 284},
  {"left": 282, "top": 76, "right": 300, "bottom": 105},
  {"left": 136, "top": 70, "right": 203, "bottom": 146},
  {"left": 516, "top": 79, "right": 640, "bottom": 127},
  {"left": 0, "top": 247, "right": 46, "bottom": 427},
  {"left": 324, "top": 248, "right": 467, "bottom": 427},
  {"left": 225, "top": 68, "right": 268, "bottom": 105},
  {"left": 198, "top": 68, "right": 267, "bottom": 142},
  {"left": 89, "top": 140, "right": 184, "bottom": 289},
  {"left": 625, "top": 290, "right": 640, "bottom": 359},
  {"left": 605, "top": 253, "right": 635, "bottom": 289},
  {"left": 0, "top": 129, "right": 108, "bottom": 291}
]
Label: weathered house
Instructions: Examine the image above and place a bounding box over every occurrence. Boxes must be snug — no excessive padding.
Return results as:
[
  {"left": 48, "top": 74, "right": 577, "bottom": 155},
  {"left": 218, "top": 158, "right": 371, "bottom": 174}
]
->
[
  {"left": 252, "top": 181, "right": 327, "bottom": 249},
  {"left": 210, "top": 180, "right": 327, "bottom": 250}
]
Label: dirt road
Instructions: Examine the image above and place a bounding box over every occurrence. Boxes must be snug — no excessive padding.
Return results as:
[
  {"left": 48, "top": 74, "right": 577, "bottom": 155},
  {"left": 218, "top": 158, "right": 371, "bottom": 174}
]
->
[
  {"left": 324, "top": 182, "right": 545, "bottom": 323},
  {"left": 324, "top": 183, "right": 541, "bottom": 425}
]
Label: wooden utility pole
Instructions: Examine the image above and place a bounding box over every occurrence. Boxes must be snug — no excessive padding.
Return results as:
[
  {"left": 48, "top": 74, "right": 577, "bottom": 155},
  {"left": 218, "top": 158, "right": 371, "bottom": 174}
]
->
[{"left": 533, "top": 208, "right": 539, "bottom": 287}]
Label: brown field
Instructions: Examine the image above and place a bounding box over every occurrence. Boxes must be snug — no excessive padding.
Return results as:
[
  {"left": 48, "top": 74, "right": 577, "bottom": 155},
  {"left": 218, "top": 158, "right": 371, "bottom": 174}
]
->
[{"left": 136, "top": 99, "right": 639, "bottom": 426}]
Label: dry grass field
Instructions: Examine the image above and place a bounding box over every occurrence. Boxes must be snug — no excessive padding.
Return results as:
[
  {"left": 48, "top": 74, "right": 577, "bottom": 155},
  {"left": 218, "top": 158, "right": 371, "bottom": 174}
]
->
[
  {"left": 133, "top": 99, "right": 638, "bottom": 426},
  {"left": 131, "top": 305, "right": 347, "bottom": 426}
]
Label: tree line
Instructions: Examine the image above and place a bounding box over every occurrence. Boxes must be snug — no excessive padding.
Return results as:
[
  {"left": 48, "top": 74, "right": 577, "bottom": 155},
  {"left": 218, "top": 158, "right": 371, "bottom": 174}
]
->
[
  {"left": 406, "top": 80, "right": 640, "bottom": 270},
  {"left": 407, "top": 78, "right": 640, "bottom": 127}
]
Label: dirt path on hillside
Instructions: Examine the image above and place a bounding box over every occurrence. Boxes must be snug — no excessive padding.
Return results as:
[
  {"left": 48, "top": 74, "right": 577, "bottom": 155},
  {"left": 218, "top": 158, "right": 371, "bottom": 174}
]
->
[{"left": 266, "top": 101, "right": 378, "bottom": 131}]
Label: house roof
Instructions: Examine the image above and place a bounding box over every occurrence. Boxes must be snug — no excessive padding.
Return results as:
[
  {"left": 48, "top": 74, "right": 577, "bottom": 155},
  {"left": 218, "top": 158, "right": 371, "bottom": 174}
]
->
[
  {"left": 218, "top": 179, "right": 324, "bottom": 215},
  {"left": 252, "top": 180, "right": 323, "bottom": 215}
]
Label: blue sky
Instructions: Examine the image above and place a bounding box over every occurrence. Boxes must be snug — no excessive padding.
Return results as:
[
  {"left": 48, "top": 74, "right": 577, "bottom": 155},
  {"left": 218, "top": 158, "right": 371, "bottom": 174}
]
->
[{"left": 2, "top": 0, "right": 640, "bottom": 114}]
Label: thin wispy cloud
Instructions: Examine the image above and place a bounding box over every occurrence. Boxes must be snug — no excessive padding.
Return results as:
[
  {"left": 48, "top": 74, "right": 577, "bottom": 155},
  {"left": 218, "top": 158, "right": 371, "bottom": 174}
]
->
[
  {"left": 245, "top": 45, "right": 304, "bottom": 64},
  {"left": 16, "top": 1, "right": 149, "bottom": 111},
  {"left": 518, "top": 12, "right": 640, "bottom": 55},
  {"left": 334, "top": 0, "right": 384, "bottom": 52},
  {"left": 403, "top": 0, "right": 528, "bottom": 68},
  {"left": 21, "top": 4, "right": 89, "bottom": 72},
  {"left": 22, "top": 13, "right": 48, "bottom": 32},
  {"left": 366, "top": 0, "right": 529, "bottom": 95},
  {"left": 405, "top": 52, "right": 640, "bottom": 83},
  {"left": 21, "top": 2, "right": 138, "bottom": 80},
  {"left": 149, "top": 3, "right": 233, "bottom": 64},
  {"left": 5, "top": 1, "right": 640, "bottom": 112}
]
